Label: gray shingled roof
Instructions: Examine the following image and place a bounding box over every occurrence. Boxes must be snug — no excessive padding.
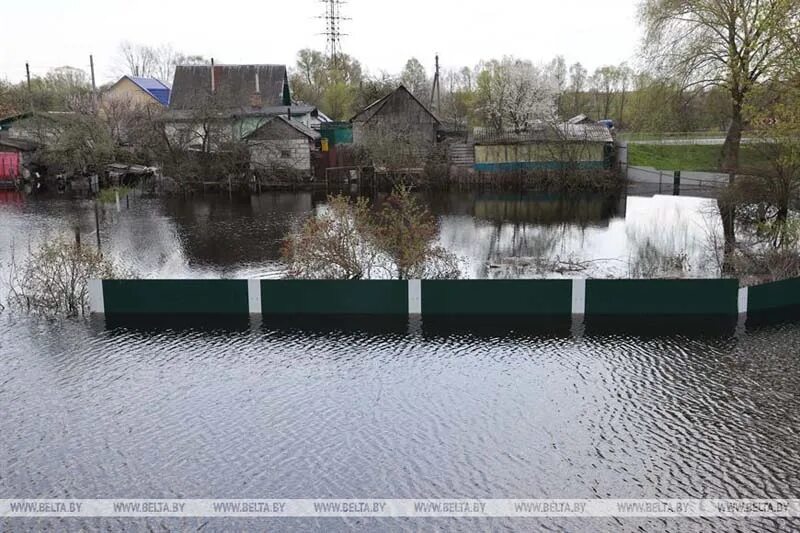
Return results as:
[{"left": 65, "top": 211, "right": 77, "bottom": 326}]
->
[
  {"left": 169, "top": 64, "right": 288, "bottom": 111},
  {"left": 350, "top": 85, "right": 440, "bottom": 124},
  {"left": 475, "top": 122, "right": 613, "bottom": 144}
]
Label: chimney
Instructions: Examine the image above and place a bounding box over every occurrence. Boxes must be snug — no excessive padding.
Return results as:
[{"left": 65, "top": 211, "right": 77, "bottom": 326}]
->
[
  {"left": 249, "top": 70, "right": 263, "bottom": 109},
  {"left": 210, "top": 58, "right": 216, "bottom": 94}
]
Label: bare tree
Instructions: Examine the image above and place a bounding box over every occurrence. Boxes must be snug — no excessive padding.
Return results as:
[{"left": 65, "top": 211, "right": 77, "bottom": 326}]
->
[
  {"left": 117, "top": 41, "right": 208, "bottom": 83},
  {"left": 640, "top": 0, "right": 798, "bottom": 173},
  {"left": 568, "top": 62, "right": 588, "bottom": 117},
  {"left": 6, "top": 237, "right": 127, "bottom": 317},
  {"left": 283, "top": 188, "right": 460, "bottom": 280}
]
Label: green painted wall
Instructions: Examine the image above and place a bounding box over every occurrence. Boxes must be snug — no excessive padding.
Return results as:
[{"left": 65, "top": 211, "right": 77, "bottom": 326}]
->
[
  {"left": 102, "top": 280, "right": 249, "bottom": 315},
  {"left": 749, "top": 278, "right": 800, "bottom": 312},
  {"left": 585, "top": 279, "right": 739, "bottom": 315},
  {"left": 261, "top": 281, "right": 408, "bottom": 315},
  {"left": 421, "top": 280, "right": 572, "bottom": 315}
]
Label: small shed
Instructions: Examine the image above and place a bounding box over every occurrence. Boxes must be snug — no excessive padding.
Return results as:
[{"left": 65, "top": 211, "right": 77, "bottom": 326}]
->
[
  {"left": 351, "top": 85, "right": 440, "bottom": 164},
  {"left": 474, "top": 123, "right": 615, "bottom": 172},
  {"left": 245, "top": 116, "right": 320, "bottom": 175},
  {"left": 0, "top": 138, "right": 38, "bottom": 185}
]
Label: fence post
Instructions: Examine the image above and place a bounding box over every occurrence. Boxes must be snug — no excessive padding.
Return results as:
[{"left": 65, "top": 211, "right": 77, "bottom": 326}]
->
[{"left": 673, "top": 171, "right": 681, "bottom": 196}]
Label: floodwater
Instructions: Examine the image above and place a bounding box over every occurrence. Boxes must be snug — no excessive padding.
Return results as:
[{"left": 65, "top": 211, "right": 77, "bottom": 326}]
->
[
  {"left": 2, "top": 188, "right": 799, "bottom": 532},
  {"left": 0, "top": 187, "right": 723, "bottom": 281}
]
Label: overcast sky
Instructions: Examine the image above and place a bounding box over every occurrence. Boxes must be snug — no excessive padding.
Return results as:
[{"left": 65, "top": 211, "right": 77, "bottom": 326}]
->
[{"left": 0, "top": 0, "right": 643, "bottom": 84}]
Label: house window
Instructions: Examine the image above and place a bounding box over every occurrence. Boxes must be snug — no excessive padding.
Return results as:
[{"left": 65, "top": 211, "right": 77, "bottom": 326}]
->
[{"left": 281, "top": 149, "right": 292, "bottom": 158}]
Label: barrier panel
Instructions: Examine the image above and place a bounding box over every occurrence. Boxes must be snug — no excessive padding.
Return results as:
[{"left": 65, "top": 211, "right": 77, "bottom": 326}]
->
[
  {"left": 421, "top": 280, "right": 572, "bottom": 315},
  {"left": 89, "top": 278, "right": 800, "bottom": 318},
  {"left": 748, "top": 278, "right": 800, "bottom": 313},
  {"left": 101, "top": 280, "right": 249, "bottom": 315},
  {"left": 585, "top": 279, "right": 739, "bottom": 316},
  {"left": 261, "top": 280, "right": 408, "bottom": 315}
]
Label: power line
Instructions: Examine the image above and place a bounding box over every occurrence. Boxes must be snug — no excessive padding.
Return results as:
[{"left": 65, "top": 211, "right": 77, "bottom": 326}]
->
[{"left": 319, "top": 0, "right": 350, "bottom": 66}]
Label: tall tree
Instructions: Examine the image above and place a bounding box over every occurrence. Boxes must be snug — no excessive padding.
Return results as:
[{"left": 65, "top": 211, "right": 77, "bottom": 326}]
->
[
  {"left": 548, "top": 56, "right": 568, "bottom": 118},
  {"left": 568, "top": 62, "right": 587, "bottom": 117},
  {"left": 640, "top": 0, "right": 799, "bottom": 173},
  {"left": 476, "top": 57, "right": 556, "bottom": 132},
  {"left": 400, "top": 58, "right": 430, "bottom": 100}
]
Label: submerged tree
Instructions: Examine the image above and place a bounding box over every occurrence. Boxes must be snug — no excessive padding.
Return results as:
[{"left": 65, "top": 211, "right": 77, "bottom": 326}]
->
[
  {"left": 640, "top": 0, "right": 800, "bottom": 269},
  {"left": 6, "top": 238, "right": 127, "bottom": 318},
  {"left": 283, "top": 188, "right": 460, "bottom": 280}
]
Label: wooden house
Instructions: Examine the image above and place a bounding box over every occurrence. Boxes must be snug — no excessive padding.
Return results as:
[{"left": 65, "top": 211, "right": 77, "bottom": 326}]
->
[
  {"left": 351, "top": 85, "right": 440, "bottom": 166},
  {"left": 103, "top": 76, "right": 171, "bottom": 108},
  {"left": 163, "top": 64, "right": 328, "bottom": 151}
]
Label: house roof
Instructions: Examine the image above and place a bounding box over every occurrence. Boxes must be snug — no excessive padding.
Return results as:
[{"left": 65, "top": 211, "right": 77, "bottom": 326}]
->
[
  {"left": 245, "top": 116, "right": 321, "bottom": 141},
  {"left": 475, "top": 122, "right": 614, "bottom": 144},
  {"left": 567, "top": 114, "right": 594, "bottom": 125},
  {"left": 350, "top": 85, "right": 441, "bottom": 125},
  {"left": 0, "top": 137, "right": 38, "bottom": 151},
  {"left": 169, "top": 64, "right": 289, "bottom": 111},
  {"left": 127, "top": 76, "right": 171, "bottom": 106},
  {"left": 163, "top": 105, "right": 319, "bottom": 123}
]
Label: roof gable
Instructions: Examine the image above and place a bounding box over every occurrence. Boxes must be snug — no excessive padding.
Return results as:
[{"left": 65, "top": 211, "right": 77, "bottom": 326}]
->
[
  {"left": 128, "top": 76, "right": 171, "bottom": 106},
  {"left": 351, "top": 85, "right": 440, "bottom": 125},
  {"left": 246, "top": 116, "right": 320, "bottom": 141},
  {"left": 169, "top": 64, "right": 289, "bottom": 111}
]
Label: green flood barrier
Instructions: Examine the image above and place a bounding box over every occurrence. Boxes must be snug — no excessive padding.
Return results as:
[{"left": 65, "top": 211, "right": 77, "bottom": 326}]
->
[
  {"left": 102, "top": 279, "right": 249, "bottom": 315},
  {"left": 748, "top": 278, "right": 800, "bottom": 313},
  {"left": 261, "top": 280, "right": 408, "bottom": 315},
  {"left": 421, "top": 280, "right": 573, "bottom": 315},
  {"left": 585, "top": 279, "right": 740, "bottom": 316},
  {"left": 91, "top": 277, "right": 800, "bottom": 318}
]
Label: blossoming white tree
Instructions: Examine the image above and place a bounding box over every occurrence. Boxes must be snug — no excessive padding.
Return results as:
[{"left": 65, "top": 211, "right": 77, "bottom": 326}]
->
[{"left": 477, "top": 57, "right": 557, "bottom": 133}]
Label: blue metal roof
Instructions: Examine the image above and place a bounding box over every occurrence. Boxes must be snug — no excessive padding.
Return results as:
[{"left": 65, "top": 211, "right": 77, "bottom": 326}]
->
[{"left": 128, "top": 76, "right": 171, "bottom": 106}]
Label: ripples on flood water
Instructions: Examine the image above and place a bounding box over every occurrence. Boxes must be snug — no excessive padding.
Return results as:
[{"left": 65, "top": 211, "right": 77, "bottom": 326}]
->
[
  {"left": 2, "top": 313, "right": 800, "bottom": 532},
  {"left": 1, "top": 190, "right": 799, "bottom": 531}
]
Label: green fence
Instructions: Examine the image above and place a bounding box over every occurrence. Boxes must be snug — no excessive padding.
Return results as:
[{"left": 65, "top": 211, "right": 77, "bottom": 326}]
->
[
  {"left": 421, "top": 280, "right": 572, "bottom": 315},
  {"left": 585, "top": 279, "right": 739, "bottom": 316},
  {"left": 748, "top": 278, "right": 800, "bottom": 313},
  {"left": 261, "top": 280, "right": 408, "bottom": 315},
  {"left": 101, "top": 280, "right": 249, "bottom": 315},
  {"left": 89, "top": 278, "right": 800, "bottom": 318}
]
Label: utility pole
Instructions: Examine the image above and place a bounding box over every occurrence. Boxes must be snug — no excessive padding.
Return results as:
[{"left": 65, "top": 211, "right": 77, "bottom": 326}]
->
[
  {"left": 89, "top": 54, "right": 98, "bottom": 114},
  {"left": 25, "top": 62, "right": 34, "bottom": 112},
  {"left": 431, "top": 54, "right": 441, "bottom": 114}
]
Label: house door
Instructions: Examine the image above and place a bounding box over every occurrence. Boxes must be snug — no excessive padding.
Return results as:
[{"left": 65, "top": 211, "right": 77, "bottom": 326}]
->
[{"left": 0, "top": 152, "right": 19, "bottom": 180}]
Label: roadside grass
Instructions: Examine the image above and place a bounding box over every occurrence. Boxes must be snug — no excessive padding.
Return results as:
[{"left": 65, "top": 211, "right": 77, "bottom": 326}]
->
[{"left": 628, "top": 144, "right": 770, "bottom": 172}]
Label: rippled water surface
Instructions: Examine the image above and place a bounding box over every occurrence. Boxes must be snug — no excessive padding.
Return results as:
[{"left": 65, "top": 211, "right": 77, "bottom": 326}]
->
[
  {"left": 2, "top": 314, "right": 800, "bottom": 531},
  {"left": 1, "top": 190, "right": 799, "bottom": 531}
]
